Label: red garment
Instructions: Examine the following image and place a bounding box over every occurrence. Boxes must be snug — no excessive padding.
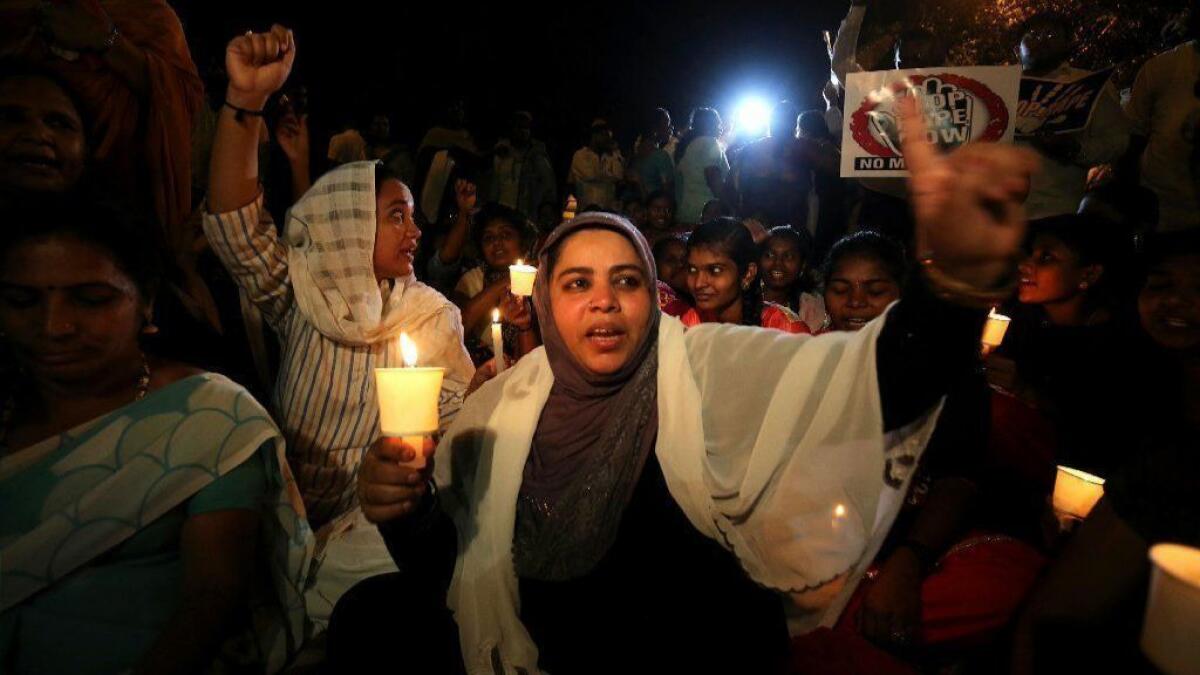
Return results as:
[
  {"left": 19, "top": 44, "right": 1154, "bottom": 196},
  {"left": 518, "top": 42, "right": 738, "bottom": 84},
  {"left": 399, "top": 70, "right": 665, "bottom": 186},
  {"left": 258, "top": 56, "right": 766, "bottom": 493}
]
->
[
  {"left": 987, "top": 390, "right": 1057, "bottom": 495},
  {"left": 791, "top": 534, "right": 1046, "bottom": 674},
  {"left": 656, "top": 280, "right": 690, "bottom": 318},
  {"left": 680, "top": 302, "right": 811, "bottom": 334},
  {"left": 1, "top": 0, "right": 204, "bottom": 238}
]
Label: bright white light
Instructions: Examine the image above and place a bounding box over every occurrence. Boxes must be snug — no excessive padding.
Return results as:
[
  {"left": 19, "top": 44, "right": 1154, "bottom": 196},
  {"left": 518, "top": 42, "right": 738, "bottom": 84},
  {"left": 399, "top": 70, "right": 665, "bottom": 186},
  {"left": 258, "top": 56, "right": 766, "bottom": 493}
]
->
[{"left": 734, "top": 97, "right": 772, "bottom": 137}]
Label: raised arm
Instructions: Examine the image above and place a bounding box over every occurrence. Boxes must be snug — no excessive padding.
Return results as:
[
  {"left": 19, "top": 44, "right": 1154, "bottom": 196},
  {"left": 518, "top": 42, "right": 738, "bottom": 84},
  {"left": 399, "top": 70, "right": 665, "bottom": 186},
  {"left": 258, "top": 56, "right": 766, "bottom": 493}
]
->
[
  {"left": 877, "top": 98, "right": 1038, "bottom": 431},
  {"left": 201, "top": 26, "right": 298, "bottom": 329},
  {"left": 830, "top": 1, "right": 868, "bottom": 92},
  {"left": 208, "top": 25, "right": 295, "bottom": 213}
]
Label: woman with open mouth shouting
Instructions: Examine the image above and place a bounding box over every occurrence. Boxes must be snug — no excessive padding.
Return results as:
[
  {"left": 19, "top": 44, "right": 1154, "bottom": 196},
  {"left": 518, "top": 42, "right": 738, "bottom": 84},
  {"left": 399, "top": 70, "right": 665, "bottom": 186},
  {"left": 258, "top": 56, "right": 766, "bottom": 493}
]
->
[{"left": 336, "top": 99, "right": 1038, "bottom": 674}]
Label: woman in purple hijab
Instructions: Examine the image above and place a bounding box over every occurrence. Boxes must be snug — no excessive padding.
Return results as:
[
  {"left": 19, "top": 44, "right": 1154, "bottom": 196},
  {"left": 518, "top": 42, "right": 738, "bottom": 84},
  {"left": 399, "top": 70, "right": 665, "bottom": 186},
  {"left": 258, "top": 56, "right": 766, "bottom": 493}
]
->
[{"left": 329, "top": 104, "right": 1040, "bottom": 675}]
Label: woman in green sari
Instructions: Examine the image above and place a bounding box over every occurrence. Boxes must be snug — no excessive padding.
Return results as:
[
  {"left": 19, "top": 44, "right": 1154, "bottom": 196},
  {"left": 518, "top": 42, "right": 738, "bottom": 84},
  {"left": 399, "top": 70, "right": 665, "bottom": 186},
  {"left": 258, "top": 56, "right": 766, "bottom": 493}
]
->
[{"left": 0, "top": 197, "right": 312, "bottom": 674}]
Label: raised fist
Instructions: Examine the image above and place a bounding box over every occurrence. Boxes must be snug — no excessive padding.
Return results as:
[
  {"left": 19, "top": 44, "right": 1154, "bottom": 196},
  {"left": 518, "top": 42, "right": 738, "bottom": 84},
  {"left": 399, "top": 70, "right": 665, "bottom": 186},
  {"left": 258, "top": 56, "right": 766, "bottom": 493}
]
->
[{"left": 225, "top": 24, "right": 295, "bottom": 111}]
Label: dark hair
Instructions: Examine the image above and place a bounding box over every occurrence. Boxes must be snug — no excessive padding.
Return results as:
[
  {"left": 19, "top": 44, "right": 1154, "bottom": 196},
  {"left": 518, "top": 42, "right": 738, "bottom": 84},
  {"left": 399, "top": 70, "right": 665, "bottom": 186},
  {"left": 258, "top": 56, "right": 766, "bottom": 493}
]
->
[
  {"left": 769, "top": 100, "right": 801, "bottom": 137},
  {"left": 798, "top": 110, "right": 832, "bottom": 140},
  {"left": 821, "top": 231, "right": 908, "bottom": 289},
  {"left": 0, "top": 193, "right": 163, "bottom": 301},
  {"left": 471, "top": 202, "right": 538, "bottom": 257},
  {"left": 374, "top": 162, "right": 403, "bottom": 192},
  {"left": 643, "top": 107, "right": 670, "bottom": 135},
  {"left": 645, "top": 189, "right": 677, "bottom": 211},
  {"left": 701, "top": 198, "right": 734, "bottom": 220},
  {"left": 763, "top": 225, "right": 817, "bottom": 297},
  {"left": 687, "top": 217, "right": 762, "bottom": 326},
  {"left": 675, "top": 107, "right": 722, "bottom": 164},
  {"left": 1079, "top": 182, "right": 1159, "bottom": 232},
  {"left": 1144, "top": 229, "right": 1200, "bottom": 268},
  {"left": 0, "top": 60, "right": 85, "bottom": 123},
  {"left": 652, "top": 233, "right": 687, "bottom": 261},
  {"left": 1028, "top": 214, "right": 1125, "bottom": 267},
  {"left": 1028, "top": 214, "right": 1135, "bottom": 313}
]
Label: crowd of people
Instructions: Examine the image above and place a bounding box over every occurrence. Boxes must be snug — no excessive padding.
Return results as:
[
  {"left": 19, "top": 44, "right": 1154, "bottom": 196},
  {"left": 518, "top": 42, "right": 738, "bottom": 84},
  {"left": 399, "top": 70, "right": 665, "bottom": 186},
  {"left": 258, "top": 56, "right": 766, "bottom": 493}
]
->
[{"left": 0, "top": 1, "right": 1197, "bottom": 674}]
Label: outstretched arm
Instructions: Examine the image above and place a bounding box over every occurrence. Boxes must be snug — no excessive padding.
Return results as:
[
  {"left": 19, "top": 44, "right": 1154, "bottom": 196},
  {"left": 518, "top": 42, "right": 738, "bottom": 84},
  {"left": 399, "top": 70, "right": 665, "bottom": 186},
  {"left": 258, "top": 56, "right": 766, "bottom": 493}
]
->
[{"left": 877, "top": 98, "right": 1039, "bottom": 431}]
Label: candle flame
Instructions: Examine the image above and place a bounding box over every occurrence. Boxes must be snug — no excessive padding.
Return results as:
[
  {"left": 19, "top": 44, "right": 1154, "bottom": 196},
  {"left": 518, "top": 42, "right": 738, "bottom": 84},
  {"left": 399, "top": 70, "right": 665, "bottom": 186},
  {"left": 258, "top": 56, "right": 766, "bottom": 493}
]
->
[
  {"left": 492, "top": 308, "right": 501, "bottom": 323},
  {"left": 400, "top": 332, "right": 418, "bottom": 367},
  {"left": 516, "top": 259, "right": 524, "bottom": 266},
  {"left": 833, "top": 503, "right": 847, "bottom": 519}
]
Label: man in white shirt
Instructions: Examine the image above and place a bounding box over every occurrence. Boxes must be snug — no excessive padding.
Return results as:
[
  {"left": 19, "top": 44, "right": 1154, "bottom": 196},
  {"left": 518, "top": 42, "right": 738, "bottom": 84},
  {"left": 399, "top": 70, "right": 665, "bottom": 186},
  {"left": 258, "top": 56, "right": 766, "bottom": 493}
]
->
[
  {"left": 1015, "top": 13, "right": 1130, "bottom": 219},
  {"left": 568, "top": 120, "right": 624, "bottom": 211},
  {"left": 1124, "top": 8, "right": 1200, "bottom": 232}
]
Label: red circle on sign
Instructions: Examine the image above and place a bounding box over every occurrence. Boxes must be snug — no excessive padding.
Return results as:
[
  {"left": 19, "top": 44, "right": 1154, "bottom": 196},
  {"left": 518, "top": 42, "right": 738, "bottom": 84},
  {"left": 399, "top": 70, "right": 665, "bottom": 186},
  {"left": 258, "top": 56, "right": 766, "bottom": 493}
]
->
[{"left": 849, "top": 73, "right": 1010, "bottom": 158}]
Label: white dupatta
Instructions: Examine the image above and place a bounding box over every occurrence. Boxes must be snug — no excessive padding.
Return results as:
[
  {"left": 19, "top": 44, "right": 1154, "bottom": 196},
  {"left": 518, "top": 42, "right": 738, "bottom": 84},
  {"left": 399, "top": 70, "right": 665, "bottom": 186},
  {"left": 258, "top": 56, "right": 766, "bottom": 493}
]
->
[{"left": 433, "top": 312, "right": 942, "bottom": 674}]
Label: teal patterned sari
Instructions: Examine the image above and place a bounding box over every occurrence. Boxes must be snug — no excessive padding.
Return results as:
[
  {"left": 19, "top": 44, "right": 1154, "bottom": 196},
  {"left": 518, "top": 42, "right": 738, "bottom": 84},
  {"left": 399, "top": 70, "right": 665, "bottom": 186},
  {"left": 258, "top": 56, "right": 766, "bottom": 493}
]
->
[{"left": 0, "top": 373, "right": 313, "bottom": 674}]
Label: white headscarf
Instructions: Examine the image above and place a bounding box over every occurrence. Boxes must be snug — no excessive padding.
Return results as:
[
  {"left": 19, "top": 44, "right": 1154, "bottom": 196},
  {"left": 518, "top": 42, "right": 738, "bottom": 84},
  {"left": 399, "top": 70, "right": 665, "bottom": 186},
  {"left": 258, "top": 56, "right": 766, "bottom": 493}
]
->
[
  {"left": 434, "top": 312, "right": 942, "bottom": 674},
  {"left": 283, "top": 160, "right": 447, "bottom": 346}
]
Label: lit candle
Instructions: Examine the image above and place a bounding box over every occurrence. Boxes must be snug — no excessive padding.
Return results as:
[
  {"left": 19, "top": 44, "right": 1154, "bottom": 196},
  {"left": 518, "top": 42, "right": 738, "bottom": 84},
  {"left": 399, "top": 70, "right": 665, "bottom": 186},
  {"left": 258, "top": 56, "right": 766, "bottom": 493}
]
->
[
  {"left": 1142, "top": 544, "right": 1200, "bottom": 675},
  {"left": 1052, "top": 465, "right": 1105, "bottom": 521},
  {"left": 831, "top": 503, "right": 847, "bottom": 538},
  {"left": 508, "top": 259, "right": 538, "bottom": 297},
  {"left": 980, "top": 307, "right": 1011, "bottom": 355},
  {"left": 374, "top": 332, "right": 445, "bottom": 469},
  {"left": 491, "top": 308, "right": 506, "bottom": 374}
]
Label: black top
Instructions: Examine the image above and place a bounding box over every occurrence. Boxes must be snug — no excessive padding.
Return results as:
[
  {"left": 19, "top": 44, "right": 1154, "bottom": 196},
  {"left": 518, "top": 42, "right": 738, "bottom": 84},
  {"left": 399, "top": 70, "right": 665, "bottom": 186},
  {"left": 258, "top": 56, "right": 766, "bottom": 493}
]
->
[
  {"left": 379, "top": 277, "right": 986, "bottom": 672},
  {"left": 1106, "top": 425, "right": 1200, "bottom": 549},
  {"left": 999, "top": 311, "right": 1171, "bottom": 478}
]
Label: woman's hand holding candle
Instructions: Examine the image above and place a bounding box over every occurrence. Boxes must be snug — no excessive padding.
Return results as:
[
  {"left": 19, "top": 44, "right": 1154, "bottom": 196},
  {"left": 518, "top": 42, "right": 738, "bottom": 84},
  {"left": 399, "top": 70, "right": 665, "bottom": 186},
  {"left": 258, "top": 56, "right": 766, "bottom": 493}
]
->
[
  {"left": 359, "top": 436, "right": 437, "bottom": 524},
  {"left": 501, "top": 292, "right": 533, "bottom": 332}
]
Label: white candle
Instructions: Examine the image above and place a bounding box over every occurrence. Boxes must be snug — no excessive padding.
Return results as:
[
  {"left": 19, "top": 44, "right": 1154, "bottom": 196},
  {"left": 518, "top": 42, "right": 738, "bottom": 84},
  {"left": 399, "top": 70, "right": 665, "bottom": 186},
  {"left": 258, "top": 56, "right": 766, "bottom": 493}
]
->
[
  {"left": 509, "top": 259, "right": 538, "bottom": 297},
  {"left": 491, "top": 308, "right": 506, "bottom": 374},
  {"left": 1052, "top": 465, "right": 1105, "bottom": 521},
  {"left": 1143, "top": 544, "right": 1200, "bottom": 675},
  {"left": 374, "top": 332, "right": 444, "bottom": 469},
  {"left": 981, "top": 307, "right": 1011, "bottom": 353}
]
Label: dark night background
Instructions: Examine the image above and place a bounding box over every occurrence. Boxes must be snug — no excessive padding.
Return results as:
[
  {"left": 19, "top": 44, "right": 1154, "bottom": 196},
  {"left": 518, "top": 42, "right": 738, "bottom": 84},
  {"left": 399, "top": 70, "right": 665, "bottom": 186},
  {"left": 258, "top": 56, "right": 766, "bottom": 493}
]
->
[{"left": 172, "top": 0, "right": 1187, "bottom": 174}]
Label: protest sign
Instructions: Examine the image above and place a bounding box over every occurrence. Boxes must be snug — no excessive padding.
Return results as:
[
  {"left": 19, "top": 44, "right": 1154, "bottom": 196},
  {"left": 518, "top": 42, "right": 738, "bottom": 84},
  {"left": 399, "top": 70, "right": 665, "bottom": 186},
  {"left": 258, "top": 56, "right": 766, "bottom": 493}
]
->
[
  {"left": 840, "top": 66, "right": 1022, "bottom": 178},
  {"left": 1016, "top": 68, "right": 1114, "bottom": 136}
]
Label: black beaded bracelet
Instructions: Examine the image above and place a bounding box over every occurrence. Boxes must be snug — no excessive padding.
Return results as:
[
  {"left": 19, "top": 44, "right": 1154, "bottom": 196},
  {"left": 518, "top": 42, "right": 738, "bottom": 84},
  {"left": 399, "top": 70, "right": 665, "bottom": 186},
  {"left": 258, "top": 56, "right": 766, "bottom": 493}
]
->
[{"left": 224, "top": 101, "right": 265, "bottom": 123}]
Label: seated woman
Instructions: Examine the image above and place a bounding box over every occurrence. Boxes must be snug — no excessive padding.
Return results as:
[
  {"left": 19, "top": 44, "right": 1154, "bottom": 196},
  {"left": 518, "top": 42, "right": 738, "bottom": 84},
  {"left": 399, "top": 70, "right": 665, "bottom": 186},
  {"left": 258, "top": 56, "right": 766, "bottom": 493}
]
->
[
  {"left": 0, "top": 62, "right": 261, "bottom": 396},
  {"left": 329, "top": 102, "right": 1041, "bottom": 674},
  {"left": 0, "top": 0, "right": 204, "bottom": 245},
  {"left": 682, "top": 217, "right": 809, "bottom": 333},
  {"left": 1011, "top": 230, "right": 1200, "bottom": 674},
  {"left": 820, "top": 231, "right": 906, "bottom": 334},
  {"left": 201, "top": 28, "right": 475, "bottom": 528},
  {"left": 449, "top": 202, "right": 541, "bottom": 366},
  {"left": 642, "top": 189, "right": 685, "bottom": 244},
  {"left": 204, "top": 29, "right": 483, "bottom": 630},
  {"left": 0, "top": 197, "right": 311, "bottom": 674},
  {"left": 761, "top": 225, "right": 828, "bottom": 332},
  {"left": 651, "top": 234, "right": 691, "bottom": 317},
  {"left": 794, "top": 231, "right": 1045, "bottom": 673},
  {"left": 989, "top": 214, "right": 1159, "bottom": 478}
]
